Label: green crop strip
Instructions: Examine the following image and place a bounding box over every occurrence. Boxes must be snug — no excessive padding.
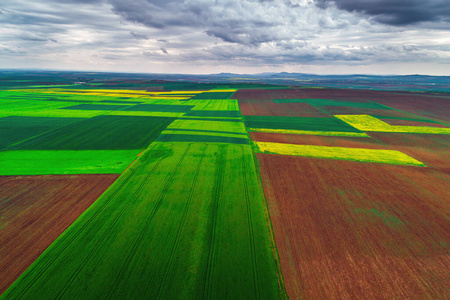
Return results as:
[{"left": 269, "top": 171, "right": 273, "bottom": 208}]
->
[
  {"left": 10, "top": 115, "right": 175, "bottom": 150},
  {"left": 243, "top": 115, "right": 362, "bottom": 132},
  {"left": 0, "top": 150, "right": 140, "bottom": 175},
  {"left": 161, "top": 129, "right": 249, "bottom": 139},
  {"left": 2, "top": 142, "right": 284, "bottom": 299},
  {"left": 167, "top": 119, "right": 247, "bottom": 134},
  {"left": 158, "top": 134, "right": 250, "bottom": 145}
]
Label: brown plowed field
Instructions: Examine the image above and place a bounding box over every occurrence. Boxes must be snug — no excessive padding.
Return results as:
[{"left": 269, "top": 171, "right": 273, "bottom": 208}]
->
[
  {"left": 374, "top": 96, "right": 450, "bottom": 123},
  {"left": 0, "top": 174, "right": 118, "bottom": 294},
  {"left": 233, "top": 88, "right": 450, "bottom": 103},
  {"left": 368, "top": 132, "right": 450, "bottom": 170},
  {"left": 380, "top": 118, "right": 449, "bottom": 127},
  {"left": 257, "top": 154, "right": 450, "bottom": 299},
  {"left": 239, "top": 99, "right": 329, "bottom": 117},
  {"left": 250, "top": 132, "right": 386, "bottom": 149}
]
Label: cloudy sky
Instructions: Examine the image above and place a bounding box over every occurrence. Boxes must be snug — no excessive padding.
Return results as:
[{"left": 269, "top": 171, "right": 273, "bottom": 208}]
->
[{"left": 1, "top": 0, "right": 450, "bottom": 75}]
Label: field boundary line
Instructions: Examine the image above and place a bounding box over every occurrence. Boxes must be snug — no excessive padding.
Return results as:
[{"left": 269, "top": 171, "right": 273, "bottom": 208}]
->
[
  {"left": 241, "top": 146, "right": 261, "bottom": 299},
  {"left": 249, "top": 144, "right": 289, "bottom": 299},
  {"left": 55, "top": 150, "right": 169, "bottom": 299}
]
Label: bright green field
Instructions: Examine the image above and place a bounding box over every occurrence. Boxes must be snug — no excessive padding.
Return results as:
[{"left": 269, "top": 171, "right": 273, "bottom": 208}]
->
[
  {"left": 0, "top": 150, "right": 140, "bottom": 175},
  {"left": 1, "top": 142, "right": 284, "bottom": 299},
  {"left": 167, "top": 119, "right": 247, "bottom": 133}
]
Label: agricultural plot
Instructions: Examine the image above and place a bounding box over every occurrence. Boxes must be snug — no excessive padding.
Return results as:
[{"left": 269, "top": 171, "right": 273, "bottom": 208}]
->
[
  {"left": 256, "top": 155, "right": 450, "bottom": 299},
  {"left": 1, "top": 79, "right": 449, "bottom": 299},
  {"left": 0, "top": 116, "right": 83, "bottom": 149},
  {"left": 238, "top": 99, "right": 329, "bottom": 117},
  {"left": 273, "top": 98, "right": 389, "bottom": 109},
  {"left": 2, "top": 142, "right": 284, "bottom": 299},
  {"left": 167, "top": 119, "right": 247, "bottom": 133},
  {"left": 185, "top": 110, "right": 241, "bottom": 118},
  {"left": 62, "top": 104, "right": 132, "bottom": 110},
  {"left": 9, "top": 115, "right": 174, "bottom": 150},
  {"left": 250, "top": 132, "right": 383, "bottom": 148},
  {"left": 159, "top": 118, "right": 249, "bottom": 144},
  {"left": 189, "top": 99, "right": 239, "bottom": 111},
  {"left": 0, "top": 174, "right": 119, "bottom": 294},
  {"left": 158, "top": 134, "right": 249, "bottom": 144},
  {"left": 0, "top": 150, "right": 140, "bottom": 175},
  {"left": 189, "top": 91, "right": 235, "bottom": 100},
  {"left": 243, "top": 115, "right": 362, "bottom": 132},
  {"left": 123, "top": 104, "right": 195, "bottom": 112},
  {"left": 335, "top": 114, "right": 450, "bottom": 134},
  {"left": 248, "top": 127, "right": 369, "bottom": 137},
  {"left": 254, "top": 141, "right": 424, "bottom": 166}
]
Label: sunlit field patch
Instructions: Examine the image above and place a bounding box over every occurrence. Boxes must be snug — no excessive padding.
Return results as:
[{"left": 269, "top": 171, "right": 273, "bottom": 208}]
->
[
  {"left": 189, "top": 99, "right": 239, "bottom": 111},
  {"left": 167, "top": 119, "right": 247, "bottom": 133},
  {"left": 335, "top": 115, "right": 450, "bottom": 134},
  {"left": 255, "top": 141, "right": 425, "bottom": 166},
  {"left": 0, "top": 150, "right": 140, "bottom": 175},
  {"left": 161, "top": 129, "right": 248, "bottom": 139}
]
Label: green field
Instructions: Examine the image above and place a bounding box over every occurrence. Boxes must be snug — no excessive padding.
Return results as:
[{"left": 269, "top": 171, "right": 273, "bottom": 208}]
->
[
  {"left": 0, "top": 116, "right": 83, "bottom": 149},
  {"left": 189, "top": 92, "right": 235, "bottom": 100},
  {"left": 62, "top": 104, "right": 133, "bottom": 110},
  {"left": 243, "top": 115, "right": 362, "bottom": 132},
  {"left": 123, "top": 104, "right": 195, "bottom": 112},
  {"left": 167, "top": 119, "right": 247, "bottom": 133},
  {"left": 2, "top": 142, "right": 283, "bottom": 299},
  {"left": 0, "top": 150, "right": 140, "bottom": 175},
  {"left": 9, "top": 115, "right": 174, "bottom": 150}
]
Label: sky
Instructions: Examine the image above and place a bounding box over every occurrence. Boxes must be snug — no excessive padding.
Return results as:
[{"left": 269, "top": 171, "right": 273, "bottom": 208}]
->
[{"left": 1, "top": 0, "right": 450, "bottom": 75}]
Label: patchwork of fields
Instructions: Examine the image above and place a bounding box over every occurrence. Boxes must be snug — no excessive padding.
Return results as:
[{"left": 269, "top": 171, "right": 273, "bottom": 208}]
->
[{"left": 0, "top": 79, "right": 449, "bottom": 299}]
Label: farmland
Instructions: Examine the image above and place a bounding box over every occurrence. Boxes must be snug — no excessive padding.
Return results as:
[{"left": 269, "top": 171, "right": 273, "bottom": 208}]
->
[{"left": 0, "top": 73, "right": 449, "bottom": 299}]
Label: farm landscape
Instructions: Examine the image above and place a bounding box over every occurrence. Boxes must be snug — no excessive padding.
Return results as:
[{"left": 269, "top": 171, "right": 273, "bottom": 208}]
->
[{"left": 0, "top": 72, "right": 449, "bottom": 299}]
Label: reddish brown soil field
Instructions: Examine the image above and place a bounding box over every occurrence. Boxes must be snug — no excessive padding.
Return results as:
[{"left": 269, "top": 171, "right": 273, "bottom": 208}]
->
[
  {"left": 239, "top": 99, "right": 329, "bottom": 117},
  {"left": 233, "top": 88, "right": 450, "bottom": 103},
  {"left": 250, "top": 132, "right": 386, "bottom": 149},
  {"left": 368, "top": 132, "right": 450, "bottom": 170},
  {"left": 233, "top": 89, "right": 311, "bottom": 101},
  {"left": 374, "top": 96, "right": 450, "bottom": 123},
  {"left": 380, "top": 118, "right": 449, "bottom": 127},
  {"left": 257, "top": 154, "right": 450, "bottom": 299},
  {"left": 0, "top": 174, "right": 119, "bottom": 294}
]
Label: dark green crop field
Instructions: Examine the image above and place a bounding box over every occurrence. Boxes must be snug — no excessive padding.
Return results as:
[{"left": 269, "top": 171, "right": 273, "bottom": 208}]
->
[
  {"left": 0, "top": 116, "right": 82, "bottom": 149},
  {"left": 243, "top": 115, "right": 362, "bottom": 132},
  {"left": 10, "top": 115, "right": 175, "bottom": 150}
]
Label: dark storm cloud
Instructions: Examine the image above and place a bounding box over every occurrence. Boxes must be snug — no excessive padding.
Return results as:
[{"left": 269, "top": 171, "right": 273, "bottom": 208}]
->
[
  {"left": 106, "top": 0, "right": 318, "bottom": 46},
  {"left": 315, "top": 0, "right": 450, "bottom": 25},
  {"left": 1, "top": 0, "right": 450, "bottom": 73}
]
